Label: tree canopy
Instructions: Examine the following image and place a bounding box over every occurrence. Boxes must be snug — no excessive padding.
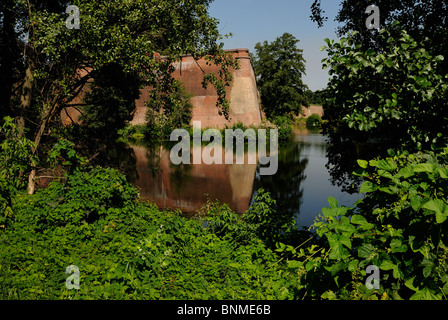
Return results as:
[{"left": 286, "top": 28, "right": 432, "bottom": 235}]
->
[
  {"left": 311, "top": 0, "right": 448, "bottom": 72},
  {"left": 0, "top": 0, "right": 237, "bottom": 193},
  {"left": 252, "top": 33, "right": 309, "bottom": 120}
]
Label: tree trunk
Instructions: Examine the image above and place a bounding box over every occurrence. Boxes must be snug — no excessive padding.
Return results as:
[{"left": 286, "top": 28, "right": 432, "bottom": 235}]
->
[
  {"left": 18, "top": 61, "right": 34, "bottom": 136},
  {"left": 27, "top": 97, "right": 59, "bottom": 195}
]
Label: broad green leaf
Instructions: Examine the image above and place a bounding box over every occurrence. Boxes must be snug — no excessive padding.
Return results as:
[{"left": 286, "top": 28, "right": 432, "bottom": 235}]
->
[
  {"left": 421, "top": 258, "right": 435, "bottom": 278},
  {"left": 414, "top": 163, "right": 436, "bottom": 173},
  {"left": 328, "top": 196, "right": 339, "bottom": 209},
  {"left": 334, "top": 217, "right": 356, "bottom": 235},
  {"left": 380, "top": 260, "right": 403, "bottom": 279},
  {"left": 357, "top": 159, "right": 368, "bottom": 169},
  {"left": 401, "top": 43, "right": 410, "bottom": 50},
  {"left": 360, "top": 181, "right": 377, "bottom": 193},
  {"left": 422, "top": 199, "right": 448, "bottom": 223},
  {"left": 409, "top": 195, "right": 422, "bottom": 211},
  {"left": 287, "top": 260, "right": 303, "bottom": 269},
  {"left": 436, "top": 167, "right": 448, "bottom": 178},
  {"left": 348, "top": 259, "right": 359, "bottom": 272},
  {"left": 321, "top": 291, "right": 337, "bottom": 300},
  {"left": 336, "top": 206, "right": 350, "bottom": 216},
  {"left": 358, "top": 244, "right": 376, "bottom": 259},
  {"left": 410, "top": 288, "right": 442, "bottom": 300},
  {"left": 404, "top": 277, "right": 419, "bottom": 291},
  {"left": 397, "top": 166, "right": 414, "bottom": 178},
  {"left": 327, "top": 234, "right": 351, "bottom": 260},
  {"left": 390, "top": 238, "right": 407, "bottom": 253},
  {"left": 380, "top": 259, "right": 396, "bottom": 271},
  {"left": 351, "top": 214, "right": 368, "bottom": 225},
  {"left": 376, "top": 159, "right": 397, "bottom": 172},
  {"left": 322, "top": 207, "right": 338, "bottom": 218},
  {"left": 351, "top": 215, "right": 374, "bottom": 230}
]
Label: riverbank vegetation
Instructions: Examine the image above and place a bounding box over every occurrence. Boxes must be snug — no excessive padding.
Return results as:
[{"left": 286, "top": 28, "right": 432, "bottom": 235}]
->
[
  {"left": 1, "top": 0, "right": 448, "bottom": 300},
  {"left": 122, "top": 118, "right": 294, "bottom": 145}
]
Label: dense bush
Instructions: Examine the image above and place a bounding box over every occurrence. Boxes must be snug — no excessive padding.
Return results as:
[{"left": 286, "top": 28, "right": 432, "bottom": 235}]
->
[
  {"left": 0, "top": 116, "right": 37, "bottom": 229},
  {"left": 272, "top": 116, "right": 293, "bottom": 142},
  {"left": 0, "top": 167, "right": 301, "bottom": 299},
  {"left": 306, "top": 114, "right": 322, "bottom": 128},
  {"left": 278, "top": 147, "right": 448, "bottom": 300},
  {"left": 14, "top": 167, "right": 138, "bottom": 228}
]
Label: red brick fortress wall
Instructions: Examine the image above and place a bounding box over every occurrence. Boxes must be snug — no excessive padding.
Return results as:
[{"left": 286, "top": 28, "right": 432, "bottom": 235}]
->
[{"left": 130, "top": 48, "right": 263, "bottom": 128}]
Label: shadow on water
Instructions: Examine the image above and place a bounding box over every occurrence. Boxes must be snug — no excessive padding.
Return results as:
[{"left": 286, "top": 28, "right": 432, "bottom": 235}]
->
[{"left": 110, "top": 128, "right": 363, "bottom": 228}]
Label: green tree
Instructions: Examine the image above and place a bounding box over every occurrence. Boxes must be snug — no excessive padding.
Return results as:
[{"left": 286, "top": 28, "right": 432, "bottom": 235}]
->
[
  {"left": 304, "top": 89, "right": 328, "bottom": 106},
  {"left": 79, "top": 63, "right": 141, "bottom": 141},
  {"left": 310, "top": 0, "right": 448, "bottom": 73},
  {"left": 1, "top": 0, "right": 237, "bottom": 194},
  {"left": 252, "top": 33, "right": 309, "bottom": 119},
  {"left": 321, "top": 27, "right": 448, "bottom": 151},
  {"left": 145, "top": 80, "right": 193, "bottom": 140}
]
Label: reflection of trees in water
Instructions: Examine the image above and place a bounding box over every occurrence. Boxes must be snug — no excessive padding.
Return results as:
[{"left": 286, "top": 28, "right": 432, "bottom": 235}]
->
[
  {"left": 253, "top": 141, "right": 308, "bottom": 221},
  {"left": 325, "top": 131, "right": 390, "bottom": 194},
  {"left": 144, "top": 145, "right": 163, "bottom": 178},
  {"left": 87, "top": 140, "right": 139, "bottom": 183},
  {"left": 168, "top": 162, "right": 193, "bottom": 195},
  {"left": 141, "top": 143, "right": 193, "bottom": 194}
]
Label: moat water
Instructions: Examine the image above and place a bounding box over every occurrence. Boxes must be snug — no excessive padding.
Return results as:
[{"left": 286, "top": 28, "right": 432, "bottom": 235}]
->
[{"left": 119, "top": 128, "right": 362, "bottom": 229}]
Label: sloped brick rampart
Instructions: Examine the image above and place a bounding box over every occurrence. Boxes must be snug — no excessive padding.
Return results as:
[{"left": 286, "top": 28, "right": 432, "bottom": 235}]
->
[{"left": 130, "top": 48, "right": 263, "bottom": 128}]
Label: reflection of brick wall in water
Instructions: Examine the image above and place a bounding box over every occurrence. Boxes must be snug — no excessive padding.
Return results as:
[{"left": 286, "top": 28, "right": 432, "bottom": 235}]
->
[{"left": 130, "top": 145, "right": 256, "bottom": 214}]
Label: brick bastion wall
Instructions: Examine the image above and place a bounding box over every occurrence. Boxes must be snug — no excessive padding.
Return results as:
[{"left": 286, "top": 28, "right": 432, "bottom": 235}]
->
[
  {"left": 61, "top": 48, "right": 323, "bottom": 128},
  {"left": 130, "top": 48, "right": 263, "bottom": 128}
]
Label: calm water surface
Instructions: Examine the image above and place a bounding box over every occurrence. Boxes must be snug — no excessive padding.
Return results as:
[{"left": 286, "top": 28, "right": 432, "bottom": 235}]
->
[{"left": 124, "top": 128, "right": 362, "bottom": 228}]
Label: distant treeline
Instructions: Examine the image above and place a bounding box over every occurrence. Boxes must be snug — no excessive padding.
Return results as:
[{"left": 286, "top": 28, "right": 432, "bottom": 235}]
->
[{"left": 304, "top": 89, "right": 328, "bottom": 106}]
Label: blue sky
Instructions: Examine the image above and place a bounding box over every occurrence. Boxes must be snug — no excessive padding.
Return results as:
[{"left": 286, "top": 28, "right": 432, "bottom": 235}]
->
[{"left": 208, "top": 0, "right": 344, "bottom": 91}]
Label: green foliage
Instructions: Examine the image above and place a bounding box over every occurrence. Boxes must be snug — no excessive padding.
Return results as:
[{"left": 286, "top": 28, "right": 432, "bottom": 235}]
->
[
  {"left": 48, "top": 138, "right": 88, "bottom": 176},
  {"left": 145, "top": 81, "right": 193, "bottom": 141},
  {"left": 0, "top": 175, "right": 14, "bottom": 231},
  {"left": 118, "top": 125, "right": 147, "bottom": 142},
  {"left": 312, "top": 1, "right": 448, "bottom": 69},
  {"left": 15, "top": 167, "right": 138, "bottom": 228},
  {"left": 272, "top": 116, "right": 293, "bottom": 142},
  {"left": 322, "top": 27, "right": 448, "bottom": 150},
  {"left": 3, "top": 0, "right": 239, "bottom": 184},
  {"left": 79, "top": 63, "right": 141, "bottom": 140},
  {"left": 0, "top": 117, "right": 36, "bottom": 228},
  {"left": 306, "top": 114, "right": 322, "bottom": 128},
  {"left": 304, "top": 89, "right": 327, "bottom": 106},
  {"left": 0, "top": 167, "right": 302, "bottom": 299},
  {"left": 333, "top": 0, "right": 448, "bottom": 73},
  {"left": 279, "top": 148, "right": 448, "bottom": 300},
  {"left": 252, "top": 33, "right": 309, "bottom": 119},
  {"left": 244, "top": 189, "right": 297, "bottom": 248},
  {"left": 0, "top": 116, "right": 37, "bottom": 190}
]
